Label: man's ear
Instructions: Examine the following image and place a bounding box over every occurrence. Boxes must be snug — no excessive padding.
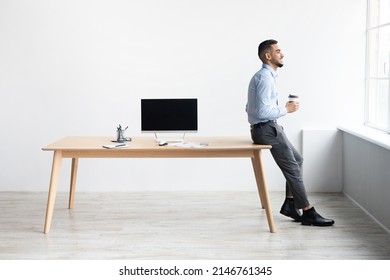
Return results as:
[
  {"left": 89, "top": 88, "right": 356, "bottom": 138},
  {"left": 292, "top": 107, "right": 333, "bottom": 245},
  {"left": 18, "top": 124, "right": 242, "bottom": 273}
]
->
[{"left": 264, "top": 52, "right": 271, "bottom": 61}]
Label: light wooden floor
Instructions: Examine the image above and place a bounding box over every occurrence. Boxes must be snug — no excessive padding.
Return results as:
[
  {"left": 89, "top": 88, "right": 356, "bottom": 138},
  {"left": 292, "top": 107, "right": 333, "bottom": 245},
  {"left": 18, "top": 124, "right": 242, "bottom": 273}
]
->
[{"left": 0, "top": 191, "right": 389, "bottom": 260}]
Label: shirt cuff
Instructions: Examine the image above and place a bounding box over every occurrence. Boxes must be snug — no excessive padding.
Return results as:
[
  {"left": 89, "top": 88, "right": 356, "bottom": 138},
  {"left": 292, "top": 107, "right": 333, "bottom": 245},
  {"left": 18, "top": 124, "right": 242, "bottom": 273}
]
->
[{"left": 280, "top": 106, "right": 287, "bottom": 116}]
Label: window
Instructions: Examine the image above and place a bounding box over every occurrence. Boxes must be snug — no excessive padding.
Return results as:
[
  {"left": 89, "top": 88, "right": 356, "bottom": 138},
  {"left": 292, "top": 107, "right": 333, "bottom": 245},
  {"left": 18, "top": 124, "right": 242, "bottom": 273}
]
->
[{"left": 366, "top": 0, "right": 390, "bottom": 132}]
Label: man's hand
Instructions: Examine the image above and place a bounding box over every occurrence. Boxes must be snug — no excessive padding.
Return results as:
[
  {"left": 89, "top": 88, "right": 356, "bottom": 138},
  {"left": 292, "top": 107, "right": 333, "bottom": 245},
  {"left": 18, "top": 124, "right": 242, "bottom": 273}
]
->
[{"left": 285, "top": 101, "right": 300, "bottom": 113}]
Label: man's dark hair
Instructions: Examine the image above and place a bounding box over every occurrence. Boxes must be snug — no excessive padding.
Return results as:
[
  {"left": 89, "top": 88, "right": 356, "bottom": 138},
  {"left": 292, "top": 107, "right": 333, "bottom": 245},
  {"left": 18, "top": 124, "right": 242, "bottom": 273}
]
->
[{"left": 258, "top": 39, "right": 278, "bottom": 60}]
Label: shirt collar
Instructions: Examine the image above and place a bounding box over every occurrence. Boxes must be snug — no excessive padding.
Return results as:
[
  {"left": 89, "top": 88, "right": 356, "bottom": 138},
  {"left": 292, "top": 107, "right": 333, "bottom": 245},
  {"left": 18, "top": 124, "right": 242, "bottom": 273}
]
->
[{"left": 262, "top": 63, "right": 278, "bottom": 78}]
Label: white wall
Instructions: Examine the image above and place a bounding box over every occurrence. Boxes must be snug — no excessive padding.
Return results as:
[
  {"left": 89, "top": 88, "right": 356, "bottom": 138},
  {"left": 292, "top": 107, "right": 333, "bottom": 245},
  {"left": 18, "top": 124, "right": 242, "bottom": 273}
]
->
[
  {"left": 302, "top": 129, "right": 343, "bottom": 192},
  {"left": 0, "top": 0, "right": 366, "bottom": 192}
]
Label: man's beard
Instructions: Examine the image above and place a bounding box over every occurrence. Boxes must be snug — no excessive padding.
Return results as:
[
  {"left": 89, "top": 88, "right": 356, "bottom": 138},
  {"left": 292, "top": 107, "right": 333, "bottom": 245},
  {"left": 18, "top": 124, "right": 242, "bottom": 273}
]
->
[{"left": 277, "top": 63, "right": 284, "bottom": 68}]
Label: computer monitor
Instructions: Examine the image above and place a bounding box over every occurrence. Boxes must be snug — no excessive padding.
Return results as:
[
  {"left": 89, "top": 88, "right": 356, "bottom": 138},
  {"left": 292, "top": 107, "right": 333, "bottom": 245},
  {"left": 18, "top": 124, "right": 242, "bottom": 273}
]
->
[{"left": 141, "top": 98, "right": 198, "bottom": 141}]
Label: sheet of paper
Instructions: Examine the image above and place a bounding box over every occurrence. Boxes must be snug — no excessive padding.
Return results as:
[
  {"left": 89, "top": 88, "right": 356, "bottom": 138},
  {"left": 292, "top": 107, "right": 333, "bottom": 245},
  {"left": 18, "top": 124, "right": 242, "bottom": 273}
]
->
[{"left": 168, "top": 142, "right": 208, "bottom": 148}]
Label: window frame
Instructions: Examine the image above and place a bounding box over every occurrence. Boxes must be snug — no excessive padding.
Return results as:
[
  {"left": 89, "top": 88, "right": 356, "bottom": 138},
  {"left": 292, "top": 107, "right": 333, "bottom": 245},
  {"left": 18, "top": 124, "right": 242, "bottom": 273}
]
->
[{"left": 365, "top": 0, "right": 390, "bottom": 133}]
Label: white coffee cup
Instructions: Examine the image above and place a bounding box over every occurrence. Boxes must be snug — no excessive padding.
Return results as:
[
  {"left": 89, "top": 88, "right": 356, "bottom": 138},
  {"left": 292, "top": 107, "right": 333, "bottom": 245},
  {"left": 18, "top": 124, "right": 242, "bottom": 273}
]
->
[{"left": 288, "top": 94, "right": 299, "bottom": 103}]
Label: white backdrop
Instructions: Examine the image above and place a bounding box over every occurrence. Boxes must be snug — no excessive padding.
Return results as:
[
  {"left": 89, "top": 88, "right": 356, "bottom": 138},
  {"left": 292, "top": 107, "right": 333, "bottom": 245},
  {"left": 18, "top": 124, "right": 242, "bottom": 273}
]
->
[{"left": 0, "top": 0, "right": 366, "bottom": 192}]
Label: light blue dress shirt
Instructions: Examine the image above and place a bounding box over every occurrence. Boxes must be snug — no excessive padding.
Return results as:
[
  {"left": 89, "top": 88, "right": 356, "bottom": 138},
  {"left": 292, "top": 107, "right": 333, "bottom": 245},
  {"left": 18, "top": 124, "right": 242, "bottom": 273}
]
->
[{"left": 246, "top": 64, "right": 287, "bottom": 125}]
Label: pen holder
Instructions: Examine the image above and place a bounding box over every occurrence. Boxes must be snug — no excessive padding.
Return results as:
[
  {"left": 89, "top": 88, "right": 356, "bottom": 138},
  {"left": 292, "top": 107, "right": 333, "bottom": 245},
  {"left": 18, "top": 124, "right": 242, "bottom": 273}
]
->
[{"left": 116, "top": 129, "right": 126, "bottom": 143}]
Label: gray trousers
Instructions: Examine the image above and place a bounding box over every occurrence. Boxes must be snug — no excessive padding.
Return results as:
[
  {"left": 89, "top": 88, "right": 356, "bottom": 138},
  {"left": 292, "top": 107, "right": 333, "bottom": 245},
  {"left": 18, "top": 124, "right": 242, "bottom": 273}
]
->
[{"left": 250, "top": 121, "right": 310, "bottom": 209}]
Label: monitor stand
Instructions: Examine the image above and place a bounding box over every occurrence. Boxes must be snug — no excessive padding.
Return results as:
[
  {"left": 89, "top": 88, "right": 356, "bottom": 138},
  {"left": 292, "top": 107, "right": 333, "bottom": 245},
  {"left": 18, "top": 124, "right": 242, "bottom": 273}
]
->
[{"left": 154, "top": 132, "right": 186, "bottom": 143}]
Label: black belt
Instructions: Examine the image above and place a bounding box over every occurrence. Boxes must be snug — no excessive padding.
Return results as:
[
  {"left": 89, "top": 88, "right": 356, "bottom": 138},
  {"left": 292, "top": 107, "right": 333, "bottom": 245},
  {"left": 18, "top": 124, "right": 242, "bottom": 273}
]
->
[{"left": 250, "top": 120, "right": 276, "bottom": 129}]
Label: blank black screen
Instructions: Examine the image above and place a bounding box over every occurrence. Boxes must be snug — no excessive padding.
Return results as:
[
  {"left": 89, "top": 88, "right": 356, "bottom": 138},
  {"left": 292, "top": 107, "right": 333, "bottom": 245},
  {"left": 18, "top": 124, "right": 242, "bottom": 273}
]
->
[{"left": 141, "top": 99, "right": 198, "bottom": 132}]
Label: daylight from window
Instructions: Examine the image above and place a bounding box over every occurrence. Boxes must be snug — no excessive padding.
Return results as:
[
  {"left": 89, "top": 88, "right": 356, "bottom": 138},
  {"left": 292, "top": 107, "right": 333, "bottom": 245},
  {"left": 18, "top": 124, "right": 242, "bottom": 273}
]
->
[{"left": 366, "top": 0, "right": 390, "bottom": 132}]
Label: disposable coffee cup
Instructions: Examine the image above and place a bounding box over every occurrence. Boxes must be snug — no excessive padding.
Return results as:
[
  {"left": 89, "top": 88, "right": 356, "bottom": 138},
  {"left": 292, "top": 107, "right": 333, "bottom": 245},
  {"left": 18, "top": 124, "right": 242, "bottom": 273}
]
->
[{"left": 288, "top": 94, "right": 299, "bottom": 103}]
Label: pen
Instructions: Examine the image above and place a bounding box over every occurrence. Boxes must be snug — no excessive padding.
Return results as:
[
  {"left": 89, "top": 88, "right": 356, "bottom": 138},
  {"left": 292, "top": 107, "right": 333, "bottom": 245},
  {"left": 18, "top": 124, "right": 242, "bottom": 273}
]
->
[{"left": 115, "top": 143, "right": 126, "bottom": 147}]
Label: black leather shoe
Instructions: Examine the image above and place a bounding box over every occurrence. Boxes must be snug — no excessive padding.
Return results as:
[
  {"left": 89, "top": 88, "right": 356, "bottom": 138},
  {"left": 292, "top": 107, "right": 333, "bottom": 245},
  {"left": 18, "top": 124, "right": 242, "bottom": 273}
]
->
[
  {"left": 301, "top": 207, "right": 335, "bottom": 226},
  {"left": 280, "top": 198, "right": 302, "bottom": 222}
]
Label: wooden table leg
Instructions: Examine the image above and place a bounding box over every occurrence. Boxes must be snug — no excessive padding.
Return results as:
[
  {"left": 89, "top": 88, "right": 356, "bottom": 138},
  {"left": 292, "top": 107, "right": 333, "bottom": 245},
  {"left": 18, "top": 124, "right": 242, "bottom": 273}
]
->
[
  {"left": 44, "top": 151, "right": 63, "bottom": 234},
  {"left": 252, "top": 150, "right": 276, "bottom": 233},
  {"left": 68, "top": 158, "right": 79, "bottom": 209},
  {"left": 251, "top": 157, "right": 265, "bottom": 209}
]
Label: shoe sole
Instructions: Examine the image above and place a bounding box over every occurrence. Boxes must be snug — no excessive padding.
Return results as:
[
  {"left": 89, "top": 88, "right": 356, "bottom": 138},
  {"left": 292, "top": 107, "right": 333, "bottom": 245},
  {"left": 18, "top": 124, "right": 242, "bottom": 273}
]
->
[
  {"left": 280, "top": 210, "right": 302, "bottom": 222},
  {"left": 301, "top": 221, "right": 335, "bottom": 226}
]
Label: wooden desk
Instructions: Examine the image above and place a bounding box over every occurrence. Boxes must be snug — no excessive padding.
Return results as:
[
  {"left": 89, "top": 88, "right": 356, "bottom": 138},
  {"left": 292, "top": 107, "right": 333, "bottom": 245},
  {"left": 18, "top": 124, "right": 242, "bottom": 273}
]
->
[{"left": 42, "top": 136, "right": 275, "bottom": 233}]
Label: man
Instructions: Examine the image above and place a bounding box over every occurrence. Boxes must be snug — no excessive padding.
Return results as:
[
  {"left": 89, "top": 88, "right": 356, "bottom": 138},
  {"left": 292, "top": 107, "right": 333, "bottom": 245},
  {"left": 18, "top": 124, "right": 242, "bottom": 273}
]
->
[{"left": 246, "top": 39, "right": 334, "bottom": 226}]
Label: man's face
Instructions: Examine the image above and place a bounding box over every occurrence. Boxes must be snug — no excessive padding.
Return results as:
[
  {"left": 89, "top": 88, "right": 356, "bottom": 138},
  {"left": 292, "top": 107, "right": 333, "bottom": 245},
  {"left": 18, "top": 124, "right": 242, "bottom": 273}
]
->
[{"left": 268, "top": 44, "right": 284, "bottom": 68}]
